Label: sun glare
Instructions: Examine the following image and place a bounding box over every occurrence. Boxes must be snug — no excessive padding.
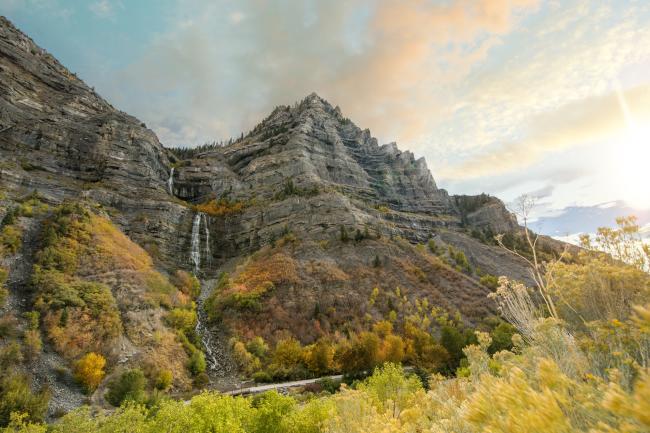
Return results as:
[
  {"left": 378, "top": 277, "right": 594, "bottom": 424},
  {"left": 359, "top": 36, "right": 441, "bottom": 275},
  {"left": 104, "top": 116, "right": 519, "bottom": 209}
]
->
[{"left": 616, "top": 124, "right": 650, "bottom": 209}]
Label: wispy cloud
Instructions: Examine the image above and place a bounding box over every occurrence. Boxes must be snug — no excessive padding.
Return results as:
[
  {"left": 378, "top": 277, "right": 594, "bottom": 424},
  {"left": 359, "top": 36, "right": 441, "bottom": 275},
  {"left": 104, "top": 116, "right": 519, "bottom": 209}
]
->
[
  {"left": 108, "top": 0, "right": 540, "bottom": 145},
  {"left": 1, "top": 0, "right": 73, "bottom": 19},
  {"left": 229, "top": 11, "right": 245, "bottom": 25},
  {"left": 89, "top": 0, "right": 121, "bottom": 18},
  {"left": 438, "top": 84, "right": 650, "bottom": 179},
  {"left": 8, "top": 0, "right": 648, "bottom": 212}
]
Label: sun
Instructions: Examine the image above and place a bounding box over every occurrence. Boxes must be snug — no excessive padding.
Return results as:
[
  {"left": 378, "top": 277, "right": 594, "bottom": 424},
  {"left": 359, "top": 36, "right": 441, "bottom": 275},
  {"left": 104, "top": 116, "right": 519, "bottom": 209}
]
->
[{"left": 615, "top": 124, "right": 650, "bottom": 209}]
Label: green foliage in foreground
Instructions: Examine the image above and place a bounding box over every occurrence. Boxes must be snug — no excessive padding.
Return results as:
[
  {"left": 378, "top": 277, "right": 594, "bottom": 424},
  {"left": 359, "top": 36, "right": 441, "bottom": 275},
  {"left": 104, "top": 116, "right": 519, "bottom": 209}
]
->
[{"left": 4, "top": 348, "right": 650, "bottom": 433}]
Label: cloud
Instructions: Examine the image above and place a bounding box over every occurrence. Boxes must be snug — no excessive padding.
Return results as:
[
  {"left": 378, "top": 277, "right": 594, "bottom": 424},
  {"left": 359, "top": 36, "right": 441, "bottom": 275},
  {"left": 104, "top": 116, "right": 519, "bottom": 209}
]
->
[
  {"left": 78, "top": 0, "right": 649, "bottom": 215},
  {"left": 89, "top": 0, "right": 120, "bottom": 18},
  {"left": 107, "top": 0, "right": 540, "bottom": 145},
  {"left": 229, "top": 11, "right": 245, "bottom": 24},
  {"left": 529, "top": 184, "right": 555, "bottom": 200},
  {"left": 0, "top": 0, "right": 73, "bottom": 19},
  {"left": 438, "top": 84, "right": 650, "bottom": 179}
]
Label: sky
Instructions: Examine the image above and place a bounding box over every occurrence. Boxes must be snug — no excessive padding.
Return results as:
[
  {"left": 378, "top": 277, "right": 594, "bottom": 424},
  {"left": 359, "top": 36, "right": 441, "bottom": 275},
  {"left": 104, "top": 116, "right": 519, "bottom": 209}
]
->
[{"left": 2, "top": 0, "right": 650, "bottom": 235}]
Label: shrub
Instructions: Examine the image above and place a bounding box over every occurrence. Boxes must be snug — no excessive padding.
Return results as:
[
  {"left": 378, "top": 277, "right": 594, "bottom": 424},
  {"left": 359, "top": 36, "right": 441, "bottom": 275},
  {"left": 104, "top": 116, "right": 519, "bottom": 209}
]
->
[
  {"left": 33, "top": 269, "right": 121, "bottom": 359},
  {"left": 246, "top": 337, "right": 269, "bottom": 360},
  {"left": 187, "top": 351, "right": 206, "bottom": 376},
  {"left": 1, "top": 207, "right": 17, "bottom": 227},
  {"left": 428, "top": 239, "right": 439, "bottom": 254},
  {"left": 0, "top": 341, "right": 23, "bottom": 369},
  {"left": 165, "top": 308, "right": 197, "bottom": 333},
  {"left": 0, "top": 374, "right": 50, "bottom": 427},
  {"left": 106, "top": 369, "right": 147, "bottom": 407},
  {"left": 194, "top": 198, "right": 245, "bottom": 217},
  {"left": 73, "top": 352, "right": 106, "bottom": 393},
  {"left": 250, "top": 391, "right": 296, "bottom": 433},
  {"left": 448, "top": 246, "right": 471, "bottom": 273},
  {"left": 23, "top": 311, "right": 39, "bottom": 331},
  {"left": 253, "top": 371, "right": 272, "bottom": 383},
  {"left": 171, "top": 270, "right": 200, "bottom": 299},
  {"left": 0, "top": 267, "right": 8, "bottom": 307},
  {"left": 232, "top": 340, "right": 261, "bottom": 375},
  {"left": 23, "top": 329, "right": 42, "bottom": 360},
  {"left": 480, "top": 274, "right": 499, "bottom": 291},
  {"left": 0, "top": 225, "right": 22, "bottom": 256},
  {"left": 154, "top": 370, "right": 173, "bottom": 391},
  {"left": 489, "top": 322, "right": 517, "bottom": 354},
  {"left": 315, "top": 377, "right": 341, "bottom": 394}
]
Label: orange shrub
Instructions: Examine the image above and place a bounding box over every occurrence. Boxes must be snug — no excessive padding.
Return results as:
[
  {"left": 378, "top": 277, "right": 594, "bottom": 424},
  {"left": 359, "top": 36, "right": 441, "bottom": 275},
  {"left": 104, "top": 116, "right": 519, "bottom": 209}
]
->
[
  {"left": 195, "top": 199, "right": 245, "bottom": 216},
  {"left": 235, "top": 252, "right": 299, "bottom": 289}
]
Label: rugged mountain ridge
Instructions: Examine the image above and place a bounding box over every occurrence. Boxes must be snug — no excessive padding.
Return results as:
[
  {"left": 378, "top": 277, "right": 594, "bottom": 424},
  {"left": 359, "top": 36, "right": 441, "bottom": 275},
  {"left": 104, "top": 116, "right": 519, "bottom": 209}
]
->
[
  {"left": 170, "top": 94, "right": 523, "bottom": 277},
  {"left": 0, "top": 16, "right": 548, "bottom": 415},
  {"left": 0, "top": 16, "right": 523, "bottom": 277}
]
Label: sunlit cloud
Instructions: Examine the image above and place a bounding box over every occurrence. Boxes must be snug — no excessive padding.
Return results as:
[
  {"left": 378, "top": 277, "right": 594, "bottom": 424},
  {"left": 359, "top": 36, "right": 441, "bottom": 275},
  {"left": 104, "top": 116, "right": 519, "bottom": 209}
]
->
[
  {"left": 108, "top": 0, "right": 541, "bottom": 145},
  {"left": 3, "top": 0, "right": 649, "bottom": 215},
  {"left": 438, "top": 85, "right": 650, "bottom": 180}
]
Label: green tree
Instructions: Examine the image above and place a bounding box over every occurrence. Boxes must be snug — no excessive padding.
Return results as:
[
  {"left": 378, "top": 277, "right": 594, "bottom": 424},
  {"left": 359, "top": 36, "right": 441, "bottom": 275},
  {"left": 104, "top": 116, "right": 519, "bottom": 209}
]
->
[
  {"left": 357, "top": 363, "right": 422, "bottom": 418},
  {"left": 251, "top": 391, "right": 295, "bottom": 433},
  {"left": 105, "top": 369, "right": 147, "bottom": 407}
]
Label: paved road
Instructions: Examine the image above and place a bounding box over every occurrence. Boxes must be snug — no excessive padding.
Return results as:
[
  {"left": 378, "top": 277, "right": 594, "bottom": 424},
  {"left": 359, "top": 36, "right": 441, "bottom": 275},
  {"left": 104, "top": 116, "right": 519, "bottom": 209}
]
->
[{"left": 223, "top": 374, "right": 344, "bottom": 396}]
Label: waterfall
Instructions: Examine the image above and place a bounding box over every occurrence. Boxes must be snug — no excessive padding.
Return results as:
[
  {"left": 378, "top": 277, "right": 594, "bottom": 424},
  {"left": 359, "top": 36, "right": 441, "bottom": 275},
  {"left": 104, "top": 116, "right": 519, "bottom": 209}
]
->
[
  {"left": 196, "top": 281, "right": 218, "bottom": 372},
  {"left": 167, "top": 167, "right": 174, "bottom": 195},
  {"left": 202, "top": 213, "right": 211, "bottom": 265},
  {"left": 190, "top": 213, "right": 202, "bottom": 273}
]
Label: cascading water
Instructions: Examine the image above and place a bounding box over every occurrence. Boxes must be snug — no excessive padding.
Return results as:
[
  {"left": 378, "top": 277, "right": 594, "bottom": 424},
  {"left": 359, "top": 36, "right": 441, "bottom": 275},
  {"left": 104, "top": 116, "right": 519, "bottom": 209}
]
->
[
  {"left": 190, "top": 213, "right": 202, "bottom": 273},
  {"left": 190, "top": 213, "right": 235, "bottom": 382},
  {"left": 202, "top": 213, "right": 211, "bottom": 266},
  {"left": 167, "top": 167, "right": 174, "bottom": 195},
  {"left": 196, "top": 280, "right": 219, "bottom": 372}
]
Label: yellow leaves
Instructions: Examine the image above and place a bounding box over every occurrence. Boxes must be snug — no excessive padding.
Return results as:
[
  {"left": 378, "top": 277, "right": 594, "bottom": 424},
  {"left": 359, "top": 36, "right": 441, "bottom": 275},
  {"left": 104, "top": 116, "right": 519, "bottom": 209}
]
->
[
  {"left": 326, "top": 389, "right": 402, "bottom": 433},
  {"left": 73, "top": 352, "right": 106, "bottom": 393},
  {"left": 599, "top": 370, "right": 650, "bottom": 432},
  {"left": 632, "top": 304, "right": 650, "bottom": 334},
  {"left": 466, "top": 365, "right": 574, "bottom": 433},
  {"left": 90, "top": 214, "right": 153, "bottom": 272},
  {"left": 303, "top": 339, "right": 335, "bottom": 375},
  {"left": 610, "top": 319, "right": 624, "bottom": 328}
]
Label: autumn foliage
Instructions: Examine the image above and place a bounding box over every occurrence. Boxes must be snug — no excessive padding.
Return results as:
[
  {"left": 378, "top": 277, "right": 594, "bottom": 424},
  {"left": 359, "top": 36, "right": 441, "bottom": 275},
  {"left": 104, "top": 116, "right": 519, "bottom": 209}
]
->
[
  {"left": 73, "top": 352, "right": 106, "bottom": 393},
  {"left": 194, "top": 198, "right": 245, "bottom": 216}
]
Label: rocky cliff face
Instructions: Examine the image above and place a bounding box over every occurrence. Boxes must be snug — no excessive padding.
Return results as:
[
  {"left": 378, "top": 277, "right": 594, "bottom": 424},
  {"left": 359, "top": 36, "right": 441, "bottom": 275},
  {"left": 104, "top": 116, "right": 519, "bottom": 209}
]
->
[
  {"left": 0, "top": 15, "right": 521, "bottom": 276},
  {"left": 0, "top": 15, "right": 543, "bottom": 411},
  {"left": 170, "top": 94, "right": 520, "bottom": 271}
]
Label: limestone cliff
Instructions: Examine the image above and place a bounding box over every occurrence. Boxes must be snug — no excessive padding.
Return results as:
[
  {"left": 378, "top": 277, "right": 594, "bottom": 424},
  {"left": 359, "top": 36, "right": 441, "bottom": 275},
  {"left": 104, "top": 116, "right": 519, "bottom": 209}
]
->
[{"left": 0, "top": 15, "right": 551, "bottom": 412}]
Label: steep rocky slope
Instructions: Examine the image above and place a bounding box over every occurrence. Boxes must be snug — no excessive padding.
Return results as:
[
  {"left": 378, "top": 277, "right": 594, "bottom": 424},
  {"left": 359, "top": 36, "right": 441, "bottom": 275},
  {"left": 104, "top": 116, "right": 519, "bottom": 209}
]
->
[
  {"left": 0, "top": 16, "right": 559, "bottom": 416},
  {"left": 171, "top": 94, "right": 528, "bottom": 280}
]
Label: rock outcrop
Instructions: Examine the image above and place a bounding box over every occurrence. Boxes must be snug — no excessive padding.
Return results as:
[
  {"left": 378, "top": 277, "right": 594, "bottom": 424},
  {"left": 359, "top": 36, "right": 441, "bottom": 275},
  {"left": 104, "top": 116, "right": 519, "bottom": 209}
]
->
[{"left": 0, "top": 15, "right": 555, "bottom": 412}]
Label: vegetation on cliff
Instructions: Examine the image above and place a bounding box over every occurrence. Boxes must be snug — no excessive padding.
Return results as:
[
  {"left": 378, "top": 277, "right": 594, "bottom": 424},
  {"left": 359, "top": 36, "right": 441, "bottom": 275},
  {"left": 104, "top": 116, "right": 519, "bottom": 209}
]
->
[{"left": 2, "top": 216, "right": 647, "bottom": 432}]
